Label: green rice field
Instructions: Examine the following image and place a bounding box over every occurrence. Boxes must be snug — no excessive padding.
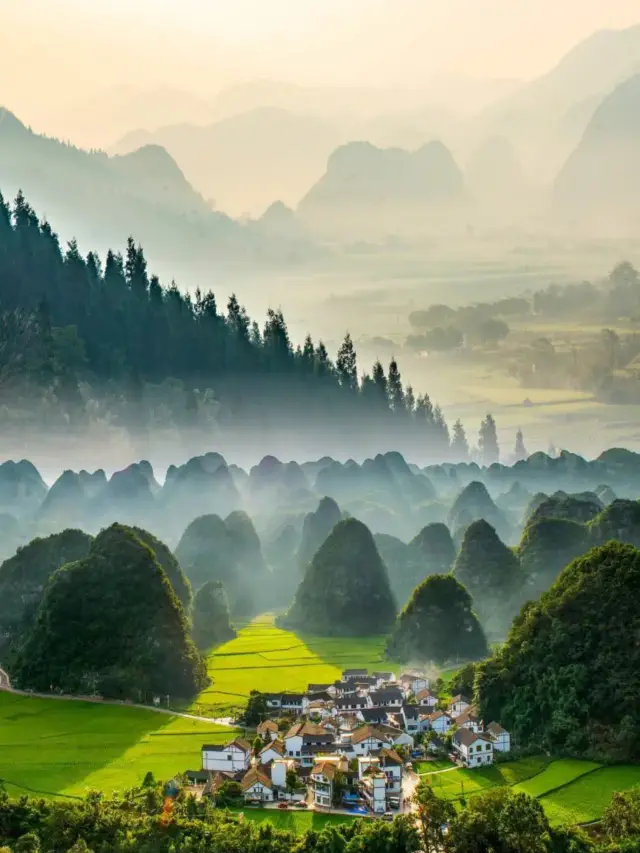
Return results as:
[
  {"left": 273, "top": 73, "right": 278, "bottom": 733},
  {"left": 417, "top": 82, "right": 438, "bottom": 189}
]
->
[
  {"left": 191, "top": 613, "right": 389, "bottom": 717},
  {"left": 0, "top": 691, "right": 236, "bottom": 799},
  {"left": 234, "top": 809, "right": 356, "bottom": 833},
  {"left": 422, "top": 756, "right": 551, "bottom": 801},
  {"left": 539, "top": 766, "right": 640, "bottom": 827},
  {"left": 514, "top": 760, "right": 601, "bottom": 799}
]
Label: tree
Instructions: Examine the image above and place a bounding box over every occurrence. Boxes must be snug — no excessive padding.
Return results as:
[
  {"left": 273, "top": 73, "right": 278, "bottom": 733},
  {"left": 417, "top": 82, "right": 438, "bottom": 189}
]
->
[
  {"left": 412, "top": 782, "right": 455, "bottom": 853},
  {"left": 387, "top": 358, "right": 405, "bottom": 413},
  {"left": 514, "top": 429, "right": 528, "bottom": 462},
  {"left": 331, "top": 769, "right": 347, "bottom": 806},
  {"left": 241, "top": 691, "right": 269, "bottom": 726},
  {"left": 602, "top": 788, "right": 640, "bottom": 839},
  {"left": 451, "top": 420, "right": 470, "bottom": 461},
  {"left": 335, "top": 333, "right": 358, "bottom": 392},
  {"left": 478, "top": 414, "right": 499, "bottom": 465},
  {"left": 477, "top": 318, "right": 509, "bottom": 346},
  {"left": 447, "top": 788, "right": 552, "bottom": 853},
  {"left": 285, "top": 768, "right": 299, "bottom": 794},
  {"left": 253, "top": 736, "right": 263, "bottom": 755}
]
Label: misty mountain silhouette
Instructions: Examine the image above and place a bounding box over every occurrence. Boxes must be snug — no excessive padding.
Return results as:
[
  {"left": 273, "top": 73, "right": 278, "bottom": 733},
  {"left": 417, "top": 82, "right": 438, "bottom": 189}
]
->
[{"left": 554, "top": 74, "right": 640, "bottom": 228}]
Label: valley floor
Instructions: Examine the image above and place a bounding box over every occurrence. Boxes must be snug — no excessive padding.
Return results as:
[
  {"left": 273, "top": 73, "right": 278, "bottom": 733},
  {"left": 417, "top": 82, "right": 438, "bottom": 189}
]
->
[{"left": 1, "top": 614, "right": 639, "bottom": 829}]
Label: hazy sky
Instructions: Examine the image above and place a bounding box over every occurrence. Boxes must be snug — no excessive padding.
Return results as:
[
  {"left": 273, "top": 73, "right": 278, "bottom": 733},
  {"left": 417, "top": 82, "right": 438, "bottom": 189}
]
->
[{"left": 1, "top": 0, "right": 639, "bottom": 131}]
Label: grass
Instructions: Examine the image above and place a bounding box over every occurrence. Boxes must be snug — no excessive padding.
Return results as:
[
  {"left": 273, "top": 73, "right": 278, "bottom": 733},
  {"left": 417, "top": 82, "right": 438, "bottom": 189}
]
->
[
  {"left": 422, "top": 756, "right": 551, "bottom": 801},
  {"left": 233, "top": 808, "right": 356, "bottom": 833},
  {"left": 0, "top": 692, "right": 236, "bottom": 799},
  {"left": 514, "top": 759, "right": 601, "bottom": 799},
  {"left": 539, "top": 766, "right": 640, "bottom": 827},
  {"left": 191, "top": 614, "right": 389, "bottom": 717},
  {"left": 415, "top": 760, "right": 455, "bottom": 774}
]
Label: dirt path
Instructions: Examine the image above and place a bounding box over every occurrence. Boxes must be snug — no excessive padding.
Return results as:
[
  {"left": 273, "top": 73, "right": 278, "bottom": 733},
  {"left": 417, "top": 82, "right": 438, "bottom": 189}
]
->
[{"left": 0, "top": 682, "right": 235, "bottom": 727}]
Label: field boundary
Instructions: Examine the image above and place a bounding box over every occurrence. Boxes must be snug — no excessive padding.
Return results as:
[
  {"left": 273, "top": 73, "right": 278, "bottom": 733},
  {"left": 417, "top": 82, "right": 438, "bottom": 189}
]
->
[{"left": 529, "top": 764, "right": 603, "bottom": 802}]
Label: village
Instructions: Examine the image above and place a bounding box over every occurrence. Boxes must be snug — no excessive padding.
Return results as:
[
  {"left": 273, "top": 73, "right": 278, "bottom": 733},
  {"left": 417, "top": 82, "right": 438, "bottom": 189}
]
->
[{"left": 186, "top": 668, "right": 511, "bottom": 817}]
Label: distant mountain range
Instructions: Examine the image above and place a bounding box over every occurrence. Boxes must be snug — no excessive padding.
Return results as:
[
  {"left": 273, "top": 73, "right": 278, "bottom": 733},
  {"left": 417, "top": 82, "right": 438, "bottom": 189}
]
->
[
  {"left": 113, "top": 107, "right": 344, "bottom": 217},
  {"left": 554, "top": 74, "right": 640, "bottom": 233}
]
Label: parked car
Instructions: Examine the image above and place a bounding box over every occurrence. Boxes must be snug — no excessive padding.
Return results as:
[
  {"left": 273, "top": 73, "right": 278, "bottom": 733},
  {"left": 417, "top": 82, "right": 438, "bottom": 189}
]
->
[
  {"left": 293, "top": 801, "right": 308, "bottom": 808},
  {"left": 277, "top": 803, "right": 289, "bottom": 810},
  {"left": 388, "top": 798, "right": 400, "bottom": 810},
  {"left": 382, "top": 812, "right": 394, "bottom": 821}
]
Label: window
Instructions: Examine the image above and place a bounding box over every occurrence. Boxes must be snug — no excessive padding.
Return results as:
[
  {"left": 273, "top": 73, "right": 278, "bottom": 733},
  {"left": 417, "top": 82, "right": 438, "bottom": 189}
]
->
[
  {"left": 476, "top": 744, "right": 482, "bottom": 752},
  {"left": 227, "top": 755, "right": 232, "bottom": 761}
]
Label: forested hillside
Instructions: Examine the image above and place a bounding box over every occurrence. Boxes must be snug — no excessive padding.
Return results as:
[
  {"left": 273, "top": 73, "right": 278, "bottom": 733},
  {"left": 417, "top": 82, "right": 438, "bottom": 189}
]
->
[{"left": 0, "top": 189, "right": 462, "bottom": 460}]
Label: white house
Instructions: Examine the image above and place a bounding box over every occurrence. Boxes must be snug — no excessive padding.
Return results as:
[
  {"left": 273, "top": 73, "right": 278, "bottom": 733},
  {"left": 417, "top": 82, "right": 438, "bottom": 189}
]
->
[
  {"left": 428, "top": 711, "right": 452, "bottom": 734},
  {"left": 349, "top": 725, "right": 391, "bottom": 755},
  {"left": 334, "top": 696, "right": 369, "bottom": 714},
  {"left": 241, "top": 768, "right": 275, "bottom": 802},
  {"left": 258, "top": 739, "right": 285, "bottom": 766},
  {"left": 202, "top": 738, "right": 252, "bottom": 773},
  {"left": 343, "top": 669, "right": 369, "bottom": 681},
  {"left": 448, "top": 695, "right": 471, "bottom": 717},
  {"left": 486, "top": 722, "right": 511, "bottom": 752},
  {"left": 401, "top": 705, "right": 421, "bottom": 734},
  {"left": 373, "top": 671, "right": 396, "bottom": 686},
  {"left": 379, "top": 748, "right": 404, "bottom": 794},
  {"left": 416, "top": 689, "right": 438, "bottom": 709},
  {"left": 285, "top": 722, "right": 334, "bottom": 758},
  {"left": 281, "top": 694, "right": 307, "bottom": 715},
  {"left": 452, "top": 729, "right": 494, "bottom": 768},
  {"left": 360, "top": 767, "right": 387, "bottom": 814},
  {"left": 271, "top": 758, "right": 297, "bottom": 789},
  {"left": 368, "top": 689, "right": 404, "bottom": 708},
  {"left": 310, "top": 756, "right": 348, "bottom": 808},
  {"left": 455, "top": 708, "right": 482, "bottom": 733}
]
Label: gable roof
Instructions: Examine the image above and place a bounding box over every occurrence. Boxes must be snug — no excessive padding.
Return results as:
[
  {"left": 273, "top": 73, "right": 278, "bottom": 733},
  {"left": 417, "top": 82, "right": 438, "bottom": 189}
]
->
[
  {"left": 351, "top": 725, "right": 391, "bottom": 745},
  {"left": 449, "top": 694, "right": 470, "bottom": 705},
  {"left": 380, "top": 747, "right": 404, "bottom": 766},
  {"left": 308, "top": 683, "right": 331, "bottom": 692},
  {"left": 343, "top": 669, "right": 368, "bottom": 678},
  {"left": 229, "top": 737, "right": 252, "bottom": 753},
  {"left": 370, "top": 688, "right": 403, "bottom": 703},
  {"left": 285, "top": 722, "right": 331, "bottom": 740},
  {"left": 400, "top": 671, "right": 426, "bottom": 682},
  {"left": 416, "top": 689, "right": 436, "bottom": 701},
  {"left": 259, "top": 739, "right": 285, "bottom": 758},
  {"left": 486, "top": 722, "right": 507, "bottom": 736},
  {"left": 428, "top": 711, "right": 451, "bottom": 722},
  {"left": 241, "top": 768, "right": 273, "bottom": 792},
  {"left": 453, "top": 729, "right": 492, "bottom": 748},
  {"left": 257, "top": 720, "right": 279, "bottom": 734},
  {"left": 312, "top": 760, "right": 339, "bottom": 780},
  {"left": 455, "top": 708, "right": 480, "bottom": 726},
  {"left": 402, "top": 704, "right": 420, "bottom": 720}
]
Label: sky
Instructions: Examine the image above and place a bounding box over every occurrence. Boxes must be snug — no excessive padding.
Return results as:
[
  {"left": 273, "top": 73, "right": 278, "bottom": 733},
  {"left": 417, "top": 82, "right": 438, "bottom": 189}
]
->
[{"left": 1, "top": 0, "right": 639, "bottom": 139}]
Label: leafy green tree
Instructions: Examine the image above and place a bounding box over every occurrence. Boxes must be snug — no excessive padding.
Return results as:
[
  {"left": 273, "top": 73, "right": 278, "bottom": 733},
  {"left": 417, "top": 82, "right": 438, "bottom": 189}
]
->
[
  {"left": 602, "top": 788, "right": 640, "bottom": 840},
  {"left": 336, "top": 333, "right": 358, "bottom": 392},
  {"left": 447, "top": 788, "right": 551, "bottom": 853},
  {"left": 477, "top": 542, "right": 640, "bottom": 760},
  {"left": 241, "top": 691, "right": 269, "bottom": 726},
  {"left": 191, "top": 580, "right": 236, "bottom": 650},
  {"left": 412, "top": 782, "right": 455, "bottom": 853}
]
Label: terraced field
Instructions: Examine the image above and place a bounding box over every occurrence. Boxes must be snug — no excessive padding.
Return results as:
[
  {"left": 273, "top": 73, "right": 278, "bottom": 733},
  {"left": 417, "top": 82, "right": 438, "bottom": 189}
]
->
[
  {"left": 539, "top": 766, "right": 640, "bottom": 827},
  {"left": 422, "top": 756, "right": 550, "bottom": 801},
  {"left": 191, "top": 614, "right": 388, "bottom": 717},
  {"left": 514, "top": 760, "right": 601, "bottom": 799}
]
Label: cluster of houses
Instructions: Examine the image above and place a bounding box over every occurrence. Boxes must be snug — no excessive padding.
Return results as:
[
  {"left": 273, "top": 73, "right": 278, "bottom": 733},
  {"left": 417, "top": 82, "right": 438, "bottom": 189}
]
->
[{"left": 190, "top": 669, "right": 511, "bottom": 814}]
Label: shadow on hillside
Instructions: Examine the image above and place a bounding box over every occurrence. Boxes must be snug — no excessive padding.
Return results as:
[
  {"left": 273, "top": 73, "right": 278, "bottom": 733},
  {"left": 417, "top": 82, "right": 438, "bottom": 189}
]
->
[{"left": 0, "top": 692, "right": 201, "bottom": 798}]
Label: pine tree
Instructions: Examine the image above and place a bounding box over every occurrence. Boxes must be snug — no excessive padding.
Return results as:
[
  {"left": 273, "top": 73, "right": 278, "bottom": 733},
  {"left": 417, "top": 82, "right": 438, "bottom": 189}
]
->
[
  {"left": 514, "top": 429, "right": 528, "bottom": 462},
  {"left": 451, "top": 419, "right": 470, "bottom": 461},
  {"left": 336, "top": 333, "right": 358, "bottom": 392},
  {"left": 433, "top": 406, "right": 450, "bottom": 458},
  {"left": 125, "top": 237, "right": 148, "bottom": 299},
  {"left": 479, "top": 414, "right": 499, "bottom": 465},
  {"left": 387, "top": 358, "right": 405, "bottom": 413}
]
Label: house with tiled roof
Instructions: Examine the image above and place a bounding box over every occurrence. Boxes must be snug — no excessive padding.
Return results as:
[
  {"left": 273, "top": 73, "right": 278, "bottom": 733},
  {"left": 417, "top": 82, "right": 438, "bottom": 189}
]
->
[
  {"left": 310, "top": 755, "right": 348, "bottom": 808},
  {"left": 202, "top": 738, "right": 252, "bottom": 773},
  {"left": 447, "top": 695, "right": 471, "bottom": 717},
  {"left": 258, "top": 738, "right": 285, "bottom": 766},
  {"left": 257, "top": 719, "right": 279, "bottom": 740},
  {"left": 452, "top": 728, "right": 494, "bottom": 768},
  {"left": 368, "top": 688, "right": 403, "bottom": 708},
  {"left": 486, "top": 722, "right": 511, "bottom": 752},
  {"left": 427, "top": 710, "right": 452, "bottom": 734},
  {"left": 241, "top": 767, "right": 275, "bottom": 801},
  {"left": 455, "top": 706, "right": 482, "bottom": 733},
  {"left": 416, "top": 688, "right": 438, "bottom": 709},
  {"left": 285, "top": 721, "right": 335, "bottom": 758}
]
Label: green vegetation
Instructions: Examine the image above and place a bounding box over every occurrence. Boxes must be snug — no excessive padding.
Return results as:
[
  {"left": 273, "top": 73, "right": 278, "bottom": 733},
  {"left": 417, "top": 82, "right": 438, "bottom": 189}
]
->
[
  {"left": 386, "top": 574, "right": 488, "bottom": 665},
  {"left": 0, "top": 529, "right": 92, "bottom": 657},
  {"left": 539, "top": 765, "right": 640, "bottom": 826},
  {"left": 421, "top": 756, "right": 550, "bottom": 801},
  {"left": 129, "top": 525, "right": 192, "bottom": 609},
  {"left": 514, "top": 760, "right": 601, "bottom": 799},
  {"left": 12, "top": 524, "right": 208, "bottom": 700},
  {"left": 233, "top": 809, "right": 355, "bottom": 833},
  {"left": 0, "top": 691, "right": 235, "bottom": 797},
  {"left": 280, "top": 518, "right": 396, "bottom": 637},
  {"left": 453, "top": 519, "right": 522, "bottom": 639},
  {"left": 518, "top": 517, "right": 589, "bottom": 598},
  {"left": 192, "top": 580, "right": 236, "bottom": 650},
  {"left": 477, "top": 541, "right": 640, "bottom": 760},
  {"left": 193, "top": 614, "right": 387, "bottom": 717}
]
